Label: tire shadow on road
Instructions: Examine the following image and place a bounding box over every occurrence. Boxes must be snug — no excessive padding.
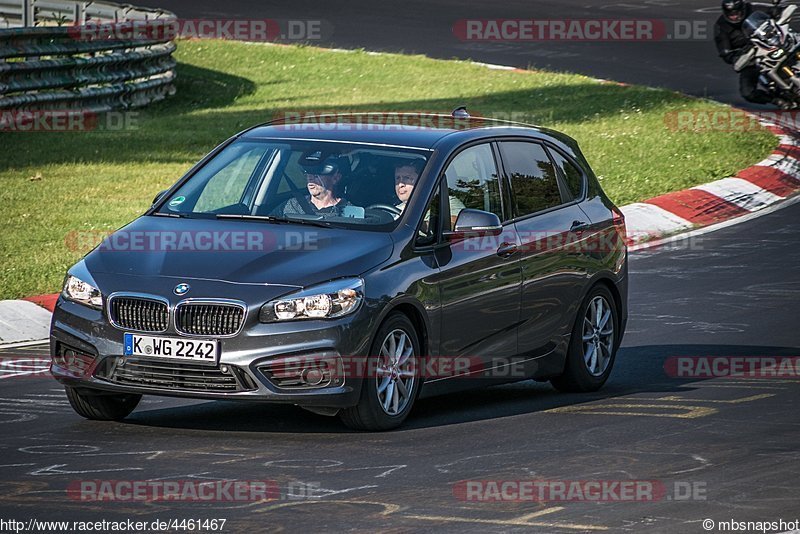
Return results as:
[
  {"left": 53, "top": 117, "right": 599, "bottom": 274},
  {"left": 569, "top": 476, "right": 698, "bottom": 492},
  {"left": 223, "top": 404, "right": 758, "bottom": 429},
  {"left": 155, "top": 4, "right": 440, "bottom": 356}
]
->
[{"left": 108, "top": 343, "right": 800, "bottom": 433}]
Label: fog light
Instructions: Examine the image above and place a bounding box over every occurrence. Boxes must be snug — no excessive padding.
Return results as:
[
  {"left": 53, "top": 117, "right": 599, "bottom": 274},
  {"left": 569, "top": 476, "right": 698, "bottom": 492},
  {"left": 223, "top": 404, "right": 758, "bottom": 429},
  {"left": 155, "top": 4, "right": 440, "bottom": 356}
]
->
[
  {"left": 258, "top": 354, "right": 344, "bottom": 390},
  {"left": 55, "top": 344, "right": 94, "bottom": 376},
  {"left": 302, "top": 368, "right": 325, "bottom": 386}
]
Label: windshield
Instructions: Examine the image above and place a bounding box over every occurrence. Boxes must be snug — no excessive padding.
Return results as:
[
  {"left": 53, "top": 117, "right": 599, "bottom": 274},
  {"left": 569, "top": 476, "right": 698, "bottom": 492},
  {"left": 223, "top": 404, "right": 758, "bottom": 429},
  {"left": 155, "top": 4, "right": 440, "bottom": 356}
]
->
[
  {"left": 156, "top": 140, "right": 431, "bottom": 230},
  {"left": 754, "top": 21, "right": 783, "bottom": 47},
  {"left": 743, "top": 12, "right": 773, "bottom": 38}
]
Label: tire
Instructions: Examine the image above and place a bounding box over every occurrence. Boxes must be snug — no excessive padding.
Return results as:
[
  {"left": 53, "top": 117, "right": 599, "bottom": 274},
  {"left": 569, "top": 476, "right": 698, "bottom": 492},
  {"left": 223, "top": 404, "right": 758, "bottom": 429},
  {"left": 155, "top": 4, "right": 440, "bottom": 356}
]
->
[
  {"left": 340, "top": 312, "right": 422, "bottom": 431},
  {"left": 65, "top": 386, "right": 141, "bottom": 421},
  {"left": 551, "top": 285, "right": 618, "bottom": 393}
]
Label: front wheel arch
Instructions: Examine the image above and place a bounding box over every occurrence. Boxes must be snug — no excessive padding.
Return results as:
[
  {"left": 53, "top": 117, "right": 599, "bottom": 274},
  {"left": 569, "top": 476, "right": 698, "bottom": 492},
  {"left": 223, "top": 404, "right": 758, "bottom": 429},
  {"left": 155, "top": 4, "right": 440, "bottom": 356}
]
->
[
  {"left": 339, "top": 311, "right": 423, "bottom": 430},
  {"left": 367, "top": 297, "right": 431, "bottom": 363}
]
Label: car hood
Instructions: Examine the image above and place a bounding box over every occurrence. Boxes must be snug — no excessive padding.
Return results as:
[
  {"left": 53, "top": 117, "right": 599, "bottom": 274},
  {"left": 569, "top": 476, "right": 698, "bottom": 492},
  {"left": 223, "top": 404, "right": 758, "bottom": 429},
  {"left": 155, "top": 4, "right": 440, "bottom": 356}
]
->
[{"left": 84, "top": 215, "right": 395, "bottom": 288}]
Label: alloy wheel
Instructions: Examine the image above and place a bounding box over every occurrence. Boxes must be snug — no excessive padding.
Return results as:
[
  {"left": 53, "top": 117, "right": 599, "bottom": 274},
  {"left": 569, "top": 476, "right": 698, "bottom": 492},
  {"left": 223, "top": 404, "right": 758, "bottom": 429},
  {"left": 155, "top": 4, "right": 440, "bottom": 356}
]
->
[{"left": 375, "top": 329, "right": 416, "bottom": 415}]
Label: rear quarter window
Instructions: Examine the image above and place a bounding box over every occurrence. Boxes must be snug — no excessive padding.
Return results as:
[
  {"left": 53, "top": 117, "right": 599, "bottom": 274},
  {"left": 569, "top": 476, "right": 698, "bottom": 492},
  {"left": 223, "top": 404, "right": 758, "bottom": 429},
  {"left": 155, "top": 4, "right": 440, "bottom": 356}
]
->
[
  {"left": 549, "top": 148, "right": 585, "bottom": 200},
  {"left": 498, "top": 141, "right": 563, "bottom": 217}
]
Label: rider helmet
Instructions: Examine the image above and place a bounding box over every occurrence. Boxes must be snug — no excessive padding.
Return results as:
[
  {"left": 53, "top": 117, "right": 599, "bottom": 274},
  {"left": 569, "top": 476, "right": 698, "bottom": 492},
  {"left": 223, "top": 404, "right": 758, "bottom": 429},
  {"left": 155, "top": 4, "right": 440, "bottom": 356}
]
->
[{"left": 722, "top": 0, "right": 746, "bottom": 24}]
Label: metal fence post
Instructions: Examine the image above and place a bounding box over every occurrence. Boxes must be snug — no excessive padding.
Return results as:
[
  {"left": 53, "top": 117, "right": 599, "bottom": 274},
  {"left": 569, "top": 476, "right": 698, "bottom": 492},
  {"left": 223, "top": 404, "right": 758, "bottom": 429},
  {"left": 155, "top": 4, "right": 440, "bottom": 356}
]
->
[
  {"left": 74, "top": 1, "right": 85, "bottom": 24},
  {"left": 21, "top": 0, "right": 34, "bottom": 26}
]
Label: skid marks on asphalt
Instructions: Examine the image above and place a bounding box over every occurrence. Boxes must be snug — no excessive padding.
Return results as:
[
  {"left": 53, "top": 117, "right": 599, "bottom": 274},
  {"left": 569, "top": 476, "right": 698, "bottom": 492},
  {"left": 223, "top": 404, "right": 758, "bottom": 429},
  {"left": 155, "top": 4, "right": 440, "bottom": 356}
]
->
[
  {"left": 0, "top": 388, "right": 70, "bottom": 424},
  {"left": 251, "top": 499, "right": 610, "bottom": 531},
  {"left": 0, "top": 445, "right": 409, "bottom": 512},
  {"left": 403, "top": 506, "right": 608, "bottom": 531},
  {"left": 0, "top": 346, "right": 61, "bottom": 424},
  {"left": 0, "top": 443, "right": 617, "bottom": 531},
  {"left": 0, "top": 348, "right": 50, "bottom": 380},
  {"left": 541, "top": 385, "right": 782, "bottom": 419}
]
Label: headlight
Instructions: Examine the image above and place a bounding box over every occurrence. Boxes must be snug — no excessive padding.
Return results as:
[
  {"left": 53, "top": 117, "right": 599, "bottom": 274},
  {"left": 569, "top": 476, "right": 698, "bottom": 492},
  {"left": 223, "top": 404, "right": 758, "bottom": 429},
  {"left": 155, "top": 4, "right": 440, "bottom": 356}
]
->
[
  {"left": 260, "top": 278, "right": 363, "bottom": 322},
  {"left": 63, "top": 275, "right": 103, "bottom": 309}
]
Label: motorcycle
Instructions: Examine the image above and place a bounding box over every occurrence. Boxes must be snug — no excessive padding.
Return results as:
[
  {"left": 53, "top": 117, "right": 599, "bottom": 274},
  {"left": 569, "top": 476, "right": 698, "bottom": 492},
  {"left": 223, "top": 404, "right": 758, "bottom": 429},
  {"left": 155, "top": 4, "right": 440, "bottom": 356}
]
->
[{"left": 735, "top": 3, "right": 800, "bottom": 106}]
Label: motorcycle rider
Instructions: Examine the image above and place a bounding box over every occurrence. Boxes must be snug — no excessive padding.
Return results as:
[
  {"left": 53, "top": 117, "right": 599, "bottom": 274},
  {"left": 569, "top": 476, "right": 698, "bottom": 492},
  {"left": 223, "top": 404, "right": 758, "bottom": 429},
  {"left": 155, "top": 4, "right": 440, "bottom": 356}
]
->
[{"left": 714, "top": 0, "right": 789, "bottom": 107}]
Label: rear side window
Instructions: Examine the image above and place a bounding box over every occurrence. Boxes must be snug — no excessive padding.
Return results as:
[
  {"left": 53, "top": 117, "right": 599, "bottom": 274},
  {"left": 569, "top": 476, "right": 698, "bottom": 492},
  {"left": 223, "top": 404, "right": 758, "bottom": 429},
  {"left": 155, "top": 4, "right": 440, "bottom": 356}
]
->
[
  {"left": 498, "top": 141, "right": 562, "bottom": 217},
  {"left": 549, "top": 149, "right": 585, "bottom": 200}
]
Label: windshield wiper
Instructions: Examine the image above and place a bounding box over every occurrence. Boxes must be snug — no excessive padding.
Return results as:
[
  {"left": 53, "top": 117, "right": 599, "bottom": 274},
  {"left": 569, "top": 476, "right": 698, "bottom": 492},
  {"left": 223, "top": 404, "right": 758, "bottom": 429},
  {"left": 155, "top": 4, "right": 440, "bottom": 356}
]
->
[
  {"left": 152, "top": 212, "right": 186, "bottom": 218},
  {"left": 279, "top": 217, "right": 334, "bottom": 228},
  {"left": 215, "top": 214, "right": 333, "bottom": 228},
  {"left": 215, "top": 214, "right": 281, "bottom": 222}
]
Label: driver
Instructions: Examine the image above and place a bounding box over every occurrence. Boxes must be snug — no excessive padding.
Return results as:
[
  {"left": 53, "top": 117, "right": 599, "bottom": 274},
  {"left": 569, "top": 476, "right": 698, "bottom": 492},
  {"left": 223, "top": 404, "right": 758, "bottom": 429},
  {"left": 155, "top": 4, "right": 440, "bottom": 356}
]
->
[
  {"left": 714, "top": 0, "right": 787, "bottom": 107},
  {"left": 280, "top": 156, "right": 352, "bottom": 216}
]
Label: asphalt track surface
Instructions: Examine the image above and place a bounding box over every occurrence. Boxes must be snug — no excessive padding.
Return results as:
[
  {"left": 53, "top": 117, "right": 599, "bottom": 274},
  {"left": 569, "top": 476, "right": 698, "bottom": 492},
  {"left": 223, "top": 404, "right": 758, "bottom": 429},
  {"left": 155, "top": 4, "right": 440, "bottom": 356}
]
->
[
  {"left": 134, "top": 0, "right": 764, "bottom": 105},
  {"left": 1, "top": 1, "right": 799, "bottom": 533}
]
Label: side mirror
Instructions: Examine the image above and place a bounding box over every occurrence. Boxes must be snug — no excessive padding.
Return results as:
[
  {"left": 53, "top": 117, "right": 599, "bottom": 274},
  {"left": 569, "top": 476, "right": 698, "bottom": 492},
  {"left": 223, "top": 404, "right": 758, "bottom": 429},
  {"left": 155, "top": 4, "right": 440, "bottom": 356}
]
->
[
  {"left": 152, "top": 190, "right": 168, "bottom": 205},
  {"left": 734, "top": 48, "right": 755, "bottom": 72},
  {"left": 444, "top": 209, "right": 502, "bottom": 240},
  {"left": 779, "top": 4, "right": 796, "bottom": 26}
]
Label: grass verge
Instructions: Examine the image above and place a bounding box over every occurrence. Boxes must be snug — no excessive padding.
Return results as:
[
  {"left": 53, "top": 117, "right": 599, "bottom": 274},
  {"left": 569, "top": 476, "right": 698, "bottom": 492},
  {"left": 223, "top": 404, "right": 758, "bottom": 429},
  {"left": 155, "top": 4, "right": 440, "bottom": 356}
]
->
[{"left": 0, "top": 39, "right": 777, "bottom": 299}]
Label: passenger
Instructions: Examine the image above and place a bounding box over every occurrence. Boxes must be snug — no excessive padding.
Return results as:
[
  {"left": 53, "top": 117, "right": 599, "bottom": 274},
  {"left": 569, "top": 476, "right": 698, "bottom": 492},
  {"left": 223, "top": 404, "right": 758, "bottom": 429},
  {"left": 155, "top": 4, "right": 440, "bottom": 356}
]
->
[
  {"left": 394, "top": 160, "right": 424, "bottom": 212},
  {"left": 397, "top": 159, "right": 466, "bottom": 230},
  {"left": 395, "top": 159, "right": 466, "bottom": 219}
]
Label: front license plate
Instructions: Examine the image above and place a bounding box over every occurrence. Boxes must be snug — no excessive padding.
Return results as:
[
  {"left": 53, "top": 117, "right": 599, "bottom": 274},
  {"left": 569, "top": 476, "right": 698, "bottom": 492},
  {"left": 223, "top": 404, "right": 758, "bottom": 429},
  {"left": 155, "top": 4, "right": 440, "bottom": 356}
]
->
[{"left": 123, "top": 333, "right": 219, "bottom": 365}]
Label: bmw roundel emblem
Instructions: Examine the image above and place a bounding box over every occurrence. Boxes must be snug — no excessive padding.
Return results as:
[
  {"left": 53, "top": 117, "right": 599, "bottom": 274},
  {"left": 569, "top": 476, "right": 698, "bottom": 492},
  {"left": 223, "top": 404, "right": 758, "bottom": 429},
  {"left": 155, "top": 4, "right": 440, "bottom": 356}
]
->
[{"left": 174, "top": 283, "right": 190, "bottom": 295}]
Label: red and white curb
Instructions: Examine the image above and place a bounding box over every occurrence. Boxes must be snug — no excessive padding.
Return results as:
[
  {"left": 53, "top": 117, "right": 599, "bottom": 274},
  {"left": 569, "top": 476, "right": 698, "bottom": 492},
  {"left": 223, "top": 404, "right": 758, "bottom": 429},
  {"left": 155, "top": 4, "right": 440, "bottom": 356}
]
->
[
  {"left": 0, "top": 299, "right": 53, "bottom": 347},
  {"left": 622, "top": 120, "right": 800, "bottom": 246}
]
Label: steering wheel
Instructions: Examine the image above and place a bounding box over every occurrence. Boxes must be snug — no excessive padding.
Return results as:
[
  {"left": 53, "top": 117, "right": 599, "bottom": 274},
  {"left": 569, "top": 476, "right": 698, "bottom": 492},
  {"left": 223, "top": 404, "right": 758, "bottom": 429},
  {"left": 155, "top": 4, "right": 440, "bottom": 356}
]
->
[{"left": 366, "top": 203, "right": 402, "bottom": 217}]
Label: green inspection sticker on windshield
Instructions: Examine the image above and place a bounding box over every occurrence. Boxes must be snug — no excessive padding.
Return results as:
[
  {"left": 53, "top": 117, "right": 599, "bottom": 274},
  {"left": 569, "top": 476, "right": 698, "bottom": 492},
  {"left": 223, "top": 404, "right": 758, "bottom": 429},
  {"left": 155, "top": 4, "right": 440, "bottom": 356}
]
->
[{"left": 169, "top": 196, "right": 186, "bottom": 207}]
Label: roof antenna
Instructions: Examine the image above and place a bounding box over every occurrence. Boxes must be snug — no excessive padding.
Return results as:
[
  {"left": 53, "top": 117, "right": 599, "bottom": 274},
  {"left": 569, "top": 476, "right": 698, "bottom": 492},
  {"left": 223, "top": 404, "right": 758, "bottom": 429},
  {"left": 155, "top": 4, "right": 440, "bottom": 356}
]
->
[{"left": 452, "top": 106, "right": 470, "bottom": 118}]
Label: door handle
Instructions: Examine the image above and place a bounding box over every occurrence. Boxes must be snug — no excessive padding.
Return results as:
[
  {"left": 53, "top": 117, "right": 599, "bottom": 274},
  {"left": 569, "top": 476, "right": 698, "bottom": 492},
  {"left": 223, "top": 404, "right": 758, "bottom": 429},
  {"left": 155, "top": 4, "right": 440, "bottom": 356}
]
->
[
  {"left": 496, "top": 242, "right": 518, "bottom": 258},
  {"left": 570, "top": 220, "right": 590, "bottom": 232}
]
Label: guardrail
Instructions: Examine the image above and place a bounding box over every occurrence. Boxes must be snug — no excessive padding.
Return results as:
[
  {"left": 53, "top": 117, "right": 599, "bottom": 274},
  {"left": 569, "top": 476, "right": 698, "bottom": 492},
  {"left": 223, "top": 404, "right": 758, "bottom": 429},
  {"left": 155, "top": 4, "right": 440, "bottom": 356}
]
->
[
  {"left": 0, "top": 0, "right": 174, "bottom": 29},
  {"left": 0, "top": 0, "right": 177, "bottom": 117}
]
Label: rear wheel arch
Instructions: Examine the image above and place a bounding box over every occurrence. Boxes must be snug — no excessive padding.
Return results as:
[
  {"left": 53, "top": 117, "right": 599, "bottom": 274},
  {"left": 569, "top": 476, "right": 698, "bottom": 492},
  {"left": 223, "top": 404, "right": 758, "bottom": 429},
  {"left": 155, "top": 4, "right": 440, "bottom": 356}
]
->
[
  {"left": 579, "top": 275, "right": 624, "bottom": 349},
  {"left": 552, "top": 283, "right": 619, "bottom": 392}
]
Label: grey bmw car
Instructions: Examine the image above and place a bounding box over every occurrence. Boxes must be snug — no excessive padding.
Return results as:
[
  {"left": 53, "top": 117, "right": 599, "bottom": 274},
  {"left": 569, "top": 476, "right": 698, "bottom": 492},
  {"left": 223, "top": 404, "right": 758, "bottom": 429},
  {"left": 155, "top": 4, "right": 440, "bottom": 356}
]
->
[{"left": 51, "top": 112, "right": 628, "bottom": 430}]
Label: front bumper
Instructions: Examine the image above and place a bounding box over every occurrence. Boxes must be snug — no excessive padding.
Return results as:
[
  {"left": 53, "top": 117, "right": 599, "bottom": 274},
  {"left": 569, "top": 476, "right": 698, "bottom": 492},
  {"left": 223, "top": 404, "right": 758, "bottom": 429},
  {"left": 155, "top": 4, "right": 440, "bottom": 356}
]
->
[{"left": 50, "top": 296, "right": 375, "bottom": 408}]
